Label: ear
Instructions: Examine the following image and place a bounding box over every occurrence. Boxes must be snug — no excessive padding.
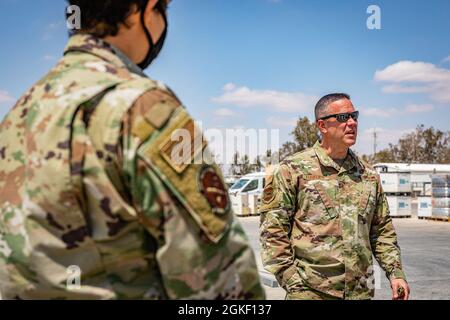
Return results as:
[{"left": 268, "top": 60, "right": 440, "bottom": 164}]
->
[
  {"left": 316, "top": 120, "right": 327, "bottom": 134},
  {"left": 144, "top": 0, "right": 160, "bottom": 16}
]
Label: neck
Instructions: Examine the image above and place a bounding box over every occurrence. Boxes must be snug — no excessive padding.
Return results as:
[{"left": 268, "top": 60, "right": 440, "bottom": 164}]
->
[
  {"left": 103, "top": 35, "right": 143, "bottom": 64},
  {"left": 320, "top": 140, "right": 349, "bottom": 160}
]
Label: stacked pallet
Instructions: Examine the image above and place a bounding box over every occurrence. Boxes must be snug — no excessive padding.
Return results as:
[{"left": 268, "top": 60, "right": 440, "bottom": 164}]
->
[
  {"left": 428, "top": 175, "right": 450, "bottom": 222},
  {"left": 380, "top": 172, "right": 412, "bottom": 218}
]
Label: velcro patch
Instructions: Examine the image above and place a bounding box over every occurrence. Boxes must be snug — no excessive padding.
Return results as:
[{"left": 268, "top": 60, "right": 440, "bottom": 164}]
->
[
  {"left": 138, "top": 109, "right": 231, "bottom": 243},
  {"left": 159, "top": 115, "right": 207, "bottom": 174},
  {"left": 361, "top": 174, "right": 378, "bottom": 182},
  {"left": 131, "top": 118, "right": 156, "bottom": 141},
  {"left": 198, "top": 166, "right": 230, "bottom": 216},
  {"left": 302, "top": 174, "right": 337, "bottom": 181}
]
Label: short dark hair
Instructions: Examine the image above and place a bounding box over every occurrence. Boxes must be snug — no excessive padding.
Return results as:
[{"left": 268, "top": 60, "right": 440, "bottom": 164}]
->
[
  {"left": 67, "top": 0, "right": 168, "bottom": 38},
  {"left": 314, "top": 93, "right": 351, "bottom": 121}
]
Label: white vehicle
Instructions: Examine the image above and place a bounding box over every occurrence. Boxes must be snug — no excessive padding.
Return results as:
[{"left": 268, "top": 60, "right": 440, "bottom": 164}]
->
[
  {"left": 229, "top": 172, "right": 266, "bottom": 216},
  {"left": 229, "top": 172, "right": 266, "bottom": 197},
  {"left": 224, "top": 176, "right": 239, "bottom": 189}
]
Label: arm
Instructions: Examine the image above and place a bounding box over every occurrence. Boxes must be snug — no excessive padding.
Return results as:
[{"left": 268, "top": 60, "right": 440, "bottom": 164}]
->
[
  {"left": 370, "top": 189, "right": 406, "bottom": 280},
  {"left": 370, "top": 180, "right": 410, "bottom": 299},
  {"left": 122, "top": 89, "right": 265, "bottom": 300},
  {"left": 259, "top": 164, "right": 304, "bottom": 292}
]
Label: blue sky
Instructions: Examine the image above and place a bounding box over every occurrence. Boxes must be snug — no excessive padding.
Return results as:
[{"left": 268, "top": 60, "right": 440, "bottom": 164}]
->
[{"left": 0, "top": 0, "right": 449, "bottom": 158}]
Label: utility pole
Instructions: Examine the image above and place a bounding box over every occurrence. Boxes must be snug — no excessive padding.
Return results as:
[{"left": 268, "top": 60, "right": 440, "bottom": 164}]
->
[{"left": 373, "top": 127, "right": 377, "bottom": 157}]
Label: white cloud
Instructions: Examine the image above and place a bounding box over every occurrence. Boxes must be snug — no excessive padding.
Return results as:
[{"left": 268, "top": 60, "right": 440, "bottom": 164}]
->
[
  {"left": 381, "top": 84, "right": 432, "bottom": 94},
  {"left": 443, "top": 55, "right": 450, "bottom": 63},
  {"left": 404, "top": 104, "right": 434, "bottom": 113},
  {"left": 43, "top": 54, "right": 57, "bottom": 61},
  {"left": 212, "top": 83, "right": 318, "bottom": 113},
  {"left": 362, "top": 107, "right": 397, "bottom": 118},
  {"left": 375, "top": 60, "right": 450, "bottom": 103},
  {"left": 0, "top": 90, "right": 14, "bottom": 103},
  {"left": 375, "top": 61, "right": 450, "bottom": 83},
  {"left": 213, "top": 108, "right": 238, "bottom": 117},
  {"left": 361, "top": 104, "right": 434, "bottom": 117},
  {"left": 266, "top": 116, "right": 297, "bottom": 128}
]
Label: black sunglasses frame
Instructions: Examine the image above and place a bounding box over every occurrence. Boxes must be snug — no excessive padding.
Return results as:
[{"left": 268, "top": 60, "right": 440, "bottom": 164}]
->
[{"left": 319, "top": 111, "right": 359, "bottom": 123}]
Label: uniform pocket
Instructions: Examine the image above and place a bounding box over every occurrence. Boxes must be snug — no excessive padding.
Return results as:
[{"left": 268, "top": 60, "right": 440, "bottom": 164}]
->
[
  {"left": 301, "top": 179, "right": 339, "bottom": 224},
  {"left": 357, "top": 181, "right": 377, "bottom": 239},
  {"left": 281, "top": 265, "right": 308, "bottom": 293}
]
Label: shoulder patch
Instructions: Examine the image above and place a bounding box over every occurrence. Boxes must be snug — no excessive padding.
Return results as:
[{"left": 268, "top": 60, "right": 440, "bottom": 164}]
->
[
  {"left": 137, "top": 108, "right": 231, "bottom": 244},
  {"left": 198, "top": 166, "right": 230, "bottom": 216},
  {"left": 129, "top": 89, "right": 181, "bottom": 141},
  {"left": 261, "top": 166, "right": 276, "bottom": 204},
  {"left": 159, "top": 114, "right": 207, "bottom": 174}
]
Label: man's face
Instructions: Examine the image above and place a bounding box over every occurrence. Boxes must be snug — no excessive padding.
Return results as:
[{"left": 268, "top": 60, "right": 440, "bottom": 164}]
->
[{"left": 317, "top": 98, "right": 358, "bottom": 148}]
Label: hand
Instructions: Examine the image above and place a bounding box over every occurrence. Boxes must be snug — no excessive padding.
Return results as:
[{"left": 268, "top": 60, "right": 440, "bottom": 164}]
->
[{"left": 390, "top": 279, "right": 410, "bottom": 300}]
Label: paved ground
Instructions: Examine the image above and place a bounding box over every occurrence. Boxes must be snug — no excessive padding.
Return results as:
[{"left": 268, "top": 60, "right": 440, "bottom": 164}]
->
[{"left": 239, "top": 216, "right": 450, "bottom": 300}]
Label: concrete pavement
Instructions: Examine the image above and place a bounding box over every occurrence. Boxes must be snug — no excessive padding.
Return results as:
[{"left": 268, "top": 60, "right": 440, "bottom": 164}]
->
[{"left": 239, "top": 216, "right": 450, "bottom": 300}]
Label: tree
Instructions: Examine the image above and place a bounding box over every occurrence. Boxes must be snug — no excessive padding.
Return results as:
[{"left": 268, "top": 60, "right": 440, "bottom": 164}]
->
[
  {"left": 278, "top": 116, "right": 319, "bottom": 161},
  {"left": 369, "top": 125, "right": 450, "bottom": 164},
  {"left": 253, "top": 155, "right": 263, "bottom": 172},
  {"left": 278, "top": 141, "right": 299, "bottom": 161},
  {"left": 230, "top": 152, "right": 259, "bottom": 176},
  {"left": 230, "top": 152, "right": 240, "bottom": 176},
  {"left": 372, "top": 149, "right": 396, "bottom": 163},
  {"left": 291, "top": 116, "right": 320, "bottom": 151}
]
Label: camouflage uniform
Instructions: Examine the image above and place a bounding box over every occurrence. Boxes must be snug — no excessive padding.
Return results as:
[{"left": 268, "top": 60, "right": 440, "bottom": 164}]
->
[
  {"left": 0, "top": 34, "right": 265, "bottom": 300},
  {"left": 260, "top": 141, "right": 406, "bottom": 300}
]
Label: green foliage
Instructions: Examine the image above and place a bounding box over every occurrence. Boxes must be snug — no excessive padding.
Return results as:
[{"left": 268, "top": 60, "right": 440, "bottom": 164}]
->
[
  {"left": 369, "top": 125, "right": 450, "bottom": 164},
  {"left": 278, "top": 116, "right": 319, "bottom": 161}
]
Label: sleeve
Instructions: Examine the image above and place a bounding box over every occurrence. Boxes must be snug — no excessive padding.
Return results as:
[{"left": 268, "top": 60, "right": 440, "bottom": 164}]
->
[
  {"left": 121, "top": 89, "right": 265, "bottom": 300},
  {"left": 369, "top": 178, "right": 407, "bottom": 281},
  {"left": 259, "top": 163, "right": 305, "bottom": 292}
]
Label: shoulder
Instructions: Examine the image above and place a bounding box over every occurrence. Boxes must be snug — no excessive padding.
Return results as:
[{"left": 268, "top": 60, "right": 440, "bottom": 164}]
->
[
  {"left": 266, "top": 148, "right": 317, "bottom": 186},
  {"left": 88, "top": 78, "right": 182, "bottom": 169},
  {"left": 356, "top": 156, "right": 379, "bottom": 176},
  {"left": 93, "top": 75, "right": 182, "bottom": 139},
  {"left": 353, "top": 154, "right": 381, "bottom": 183},
  {"left": 128, "top": 83, "right": 183, "bottom": 135},
  {"left": 281, "top": 147, "right": 318, "bottom": 174},
  {"left": 285, "top": 147, "right": 316, "bottom": 162},
  {"left": 127, "top": 87, "right": 231, "bottom": 244}
]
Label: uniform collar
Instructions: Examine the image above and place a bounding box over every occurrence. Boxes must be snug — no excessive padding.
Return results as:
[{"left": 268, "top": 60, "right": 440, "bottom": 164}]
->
[
  {"left": 313, "top": 141, "right": 363, "bottom": 174},
  {"left": 63, "top": 34, "right": 147, "bottom": 77}
]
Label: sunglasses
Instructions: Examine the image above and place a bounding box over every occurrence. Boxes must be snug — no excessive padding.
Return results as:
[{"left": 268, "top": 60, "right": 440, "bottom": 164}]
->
[{"left": 319, "top": 111, "right": 359, "bottom": 123}]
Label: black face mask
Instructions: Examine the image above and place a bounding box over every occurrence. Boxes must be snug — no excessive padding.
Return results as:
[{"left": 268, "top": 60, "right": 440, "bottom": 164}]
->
[{"left": 138, "top": 1, "right": 168, "bottom": 70}]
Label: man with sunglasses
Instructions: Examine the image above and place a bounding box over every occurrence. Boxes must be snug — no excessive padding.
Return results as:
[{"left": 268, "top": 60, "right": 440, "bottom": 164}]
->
[
  {"left": 0, "top": 0, "right": 265, "bottom": 300},
  {"left": 260, "top": 93, "right": 410, "bottom": 300}
]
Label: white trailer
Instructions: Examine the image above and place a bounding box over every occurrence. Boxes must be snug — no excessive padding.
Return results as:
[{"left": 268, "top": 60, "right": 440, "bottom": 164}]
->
[{"left": 374, "top": 163, "right": 450, "bottom": 196}]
